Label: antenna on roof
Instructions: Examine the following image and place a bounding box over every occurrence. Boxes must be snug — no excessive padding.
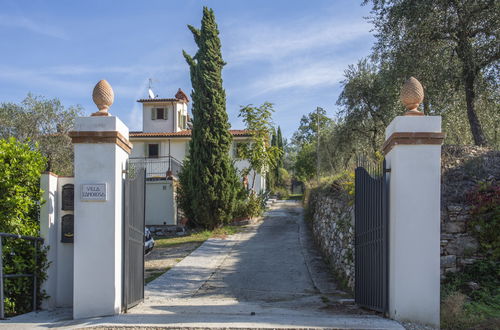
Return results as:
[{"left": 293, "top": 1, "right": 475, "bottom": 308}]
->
[{"left": 148, "top": 78, "right": 155, "bottom": 99}]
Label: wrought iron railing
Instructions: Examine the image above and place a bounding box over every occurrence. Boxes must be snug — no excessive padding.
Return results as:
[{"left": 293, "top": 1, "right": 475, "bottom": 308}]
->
[
  {"left": 0, "top": 233, "right": 44, "bottom": 319},
  {"left": 128, "top": 156, "right": 183, "bottom": 179}
]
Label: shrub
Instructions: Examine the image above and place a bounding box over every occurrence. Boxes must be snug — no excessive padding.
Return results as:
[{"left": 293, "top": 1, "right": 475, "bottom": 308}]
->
[
  {"left": 233, "top": 190, "right": 265, "bottom": 219},
  {"left": 0, "top": 137, "right": 48, "bottom": 316},
  {"left": 272, "top": 186, "right": 289, "bottom": 199},
  {"left": 441, "top": 259, "right": 500, "bottom": 329}
]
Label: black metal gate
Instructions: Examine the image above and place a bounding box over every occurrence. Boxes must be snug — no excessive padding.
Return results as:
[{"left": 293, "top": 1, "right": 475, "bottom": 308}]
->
[
  {"left": 354, "top": 159, "right": 389, "bottom": 313},
  {"left": 123, "top": 166, "right": 146, "bottom": 312}
]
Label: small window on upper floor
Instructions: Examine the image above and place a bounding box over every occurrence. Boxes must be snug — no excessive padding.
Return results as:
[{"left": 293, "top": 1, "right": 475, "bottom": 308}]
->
[
  {"left": 233, "top": 142, "right": 247, "bottom": 159},
  {"left": 148, "top": 144, "right": 159, "bottom": 158},
  {"left": 152, "top": 108, "right": 167, "bottom": 120}
]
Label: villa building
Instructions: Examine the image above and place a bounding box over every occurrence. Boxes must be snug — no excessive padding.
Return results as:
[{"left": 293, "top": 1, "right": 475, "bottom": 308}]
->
[{"left": 129, "top": 88, "right": 265, "bottom": 226}]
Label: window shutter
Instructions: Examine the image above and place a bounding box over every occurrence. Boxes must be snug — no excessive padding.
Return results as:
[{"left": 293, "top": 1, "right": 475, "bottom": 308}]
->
[{"left": 151, "top": 108, "right": 156, "bottom": 120}]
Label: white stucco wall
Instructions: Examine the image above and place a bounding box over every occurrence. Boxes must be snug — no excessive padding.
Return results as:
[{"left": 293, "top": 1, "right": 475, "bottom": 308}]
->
[
  {"left": 56, "top": 177, "right": 74, "bottom": 307},
  {"left": 40, "top": 173, "right": 58, "bottom": 310},
  {"left": 129, "top": 139, "right": 189, "bottom": 161},
  {"left": 142, "top": 104, "right": 175, "bottom": 133},
  {"left": 142, "top": 102, "right": 188, "bottom": 133},
  {"left": 145, "top": 181, "right": 176, "bottom": 225},
  {"left": 40, "top": 174, "right": 75, "bottom": 310},
  {"left": 73, "top": 116, "right": 128, "bottom": 319},
  {"left": 385, "top": 116, "right": 441, "bottom": 327}
]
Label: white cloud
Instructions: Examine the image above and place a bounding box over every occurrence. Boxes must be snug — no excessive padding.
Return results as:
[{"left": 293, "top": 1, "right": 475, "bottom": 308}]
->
[
  {"left": 0, "top": 14, "right": 68, "bottom": 40},
  {"left": 225, "top": 18, "right": 371, "bottom": 65}
]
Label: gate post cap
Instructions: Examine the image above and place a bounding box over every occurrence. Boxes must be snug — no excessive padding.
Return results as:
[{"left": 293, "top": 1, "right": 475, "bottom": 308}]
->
[
  {"left": 92, "top": 80, "right": 114, "bottom": 117},
  {"left": 401, "top": 77, "right": 424, "bottom": 116}
]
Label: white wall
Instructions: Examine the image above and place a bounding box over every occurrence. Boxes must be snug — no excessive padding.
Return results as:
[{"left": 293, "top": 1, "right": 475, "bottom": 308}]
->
[
  {"left": 56, "top": 177, "right": 74, "bottom": 307},
  {"left": 40, "top": 173, "right": 58, "bottom": 310},
  {"left": 73, "top": 116, "right": 128, "bottom": 319},
  {"left": 40, "top": 174, "right": 74, "bottom": 310},
  {"left": 129, "top": 139, "right": 189, "bottom": 161},
  {"left": 142, "top": 104, "right": 175, "bottom": 133},
  {"left": 145, "top": 181, "right": 176, "bottom": 225},
  {"left": 385, "top": 116, "right": 441, "bottom": 327},
  {"left": 142, "top": 102, "right": 188, "bottom": 133}
]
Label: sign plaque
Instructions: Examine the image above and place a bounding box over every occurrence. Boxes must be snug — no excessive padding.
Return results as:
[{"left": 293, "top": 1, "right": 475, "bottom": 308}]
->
[{"left": 81, "top": 183, "right": 107, "bottom": 201}]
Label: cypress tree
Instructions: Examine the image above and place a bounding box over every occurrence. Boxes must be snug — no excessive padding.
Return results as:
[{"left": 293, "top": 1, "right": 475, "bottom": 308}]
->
[
  {"left": 179, "top": 7, "right": 239, "bottom": 229},
  {"left": 275, "top": 126, "right": 284, "bottom": 182},
  {"left": 277, "top": 126, "right": 284, "bottom": 167}
]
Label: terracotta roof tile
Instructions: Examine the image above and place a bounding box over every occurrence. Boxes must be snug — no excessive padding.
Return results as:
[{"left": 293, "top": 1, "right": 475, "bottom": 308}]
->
[
  {"left": 129, "top": 129, "right": 252, "bottom": 138},
  {"left": 137, "top": 98, "right": 184, "bottom": 103}
]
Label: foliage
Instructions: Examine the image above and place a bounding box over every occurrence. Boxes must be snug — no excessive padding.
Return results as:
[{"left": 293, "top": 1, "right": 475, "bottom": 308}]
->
[
  {"left": 0, "top": 94, "right": 82, "bottom": 176},
  {"left": 364, "top": 0, "right": 500, "bottom": 146},
  {"left": 271, "top": 186, "right": 289, "bottom": 200},
  {"left": 268, "top": 126, "right": 286, "bottom": 191},
  {"left": 336, "top": 60, "right": 399, "bottom": 155},
  {"left": 0, "top": 137, "right": 49, "bottom": 316},
  {"left": 233, "top": 190, "right": 265, "bottom": 219},
  {"left": 291, "top": 107, "right": 332, "bottom": 146},
  {"left": 441, "top": 259, "right": 500, "bottom": 329},
  {"left": 179, "top": 7, "right": 240, "bottom": 229},
  {"left": 0, "top": 138, "right": 46, "bottom": 235},
  {"left": 237, "top": 102, "right": 282, "bottom": 189},
  {"left": 467, "top": 181, "right": 500, "bottom": 259}
]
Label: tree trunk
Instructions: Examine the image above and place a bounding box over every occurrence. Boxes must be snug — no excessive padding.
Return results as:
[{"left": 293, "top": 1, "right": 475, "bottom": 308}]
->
[{"left": 464, "top": 72, "right": 487, "bottom": 146}]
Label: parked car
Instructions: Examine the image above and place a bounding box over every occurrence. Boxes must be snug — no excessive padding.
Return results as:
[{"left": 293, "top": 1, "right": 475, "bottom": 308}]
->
[{"left": 145, "top": 228, "right": 155, "bottom": 254}]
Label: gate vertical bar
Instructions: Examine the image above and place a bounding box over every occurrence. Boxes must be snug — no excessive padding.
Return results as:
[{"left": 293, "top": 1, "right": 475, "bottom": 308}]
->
[{"left": 33, "top": 240, "right": 37, "bottom": 312}]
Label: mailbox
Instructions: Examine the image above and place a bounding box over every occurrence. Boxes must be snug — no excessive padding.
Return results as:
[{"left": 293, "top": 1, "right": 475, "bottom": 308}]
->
[
  {"left": 62, "top": 184, "right": 74, "bottom": 211},
  {"left": 61, "top": 214, "right": 74, "bottom": 243}
]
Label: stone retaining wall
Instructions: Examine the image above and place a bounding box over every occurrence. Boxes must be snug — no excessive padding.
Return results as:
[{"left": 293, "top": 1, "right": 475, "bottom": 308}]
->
[
  {"left": 440, "top": 145, "right": 499, "bottom": 277},
  {"left": 308, "top": 145, "right": 499, "bottom": 287},
  {"left": 307, "top": 181, "right": 355, "bottom": 290}
]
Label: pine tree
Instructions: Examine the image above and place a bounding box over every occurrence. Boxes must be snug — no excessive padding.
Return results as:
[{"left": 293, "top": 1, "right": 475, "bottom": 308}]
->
[{"left": 179, "top": 7, "right": 239, "bottom": 229}]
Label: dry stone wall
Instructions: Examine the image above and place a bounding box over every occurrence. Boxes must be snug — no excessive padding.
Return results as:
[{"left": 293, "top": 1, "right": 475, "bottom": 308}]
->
[
  {"left": 307, "top": 182, "right": 355, "bottom": 290},
  {"left": 308, "top": 145, "right": 499, "bottom": 287},
  {"left": 440, "top": 145, "right": 500, "bottom": 277}
]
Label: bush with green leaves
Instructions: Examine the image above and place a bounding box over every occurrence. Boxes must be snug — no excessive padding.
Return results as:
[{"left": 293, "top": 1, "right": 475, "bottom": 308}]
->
[
  {"left": 441, "top": 259, "right": 500, "bottom": 329},
  {"left": 233, "top": 189, "right": 265, "bottom": 220},
  {"left": 0, "top": 137, "right": 48, "bottom": 316}
]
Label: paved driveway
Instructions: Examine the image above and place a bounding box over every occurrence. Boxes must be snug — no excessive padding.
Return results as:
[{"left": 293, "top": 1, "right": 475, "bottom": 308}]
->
[
  {"left": 121, "top": 201, "right": 403, "bottom": 329},
  {"left": 2, "top": 201, "right": 403, "bottom": 329}
]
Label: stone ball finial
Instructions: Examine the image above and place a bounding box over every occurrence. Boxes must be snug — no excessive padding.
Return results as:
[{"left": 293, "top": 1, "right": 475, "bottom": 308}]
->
[
  {"left": 400, "top": 77, "right": 424, "bottom": 116},
  {"left": 92, "top": 80, "right": 114, "bottom": 116}
]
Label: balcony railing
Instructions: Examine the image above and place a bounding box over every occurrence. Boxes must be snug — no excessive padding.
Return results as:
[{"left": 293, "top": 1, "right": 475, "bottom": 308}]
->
[{"left": 128, "top": 156, "right": 183, "bottom": 180}]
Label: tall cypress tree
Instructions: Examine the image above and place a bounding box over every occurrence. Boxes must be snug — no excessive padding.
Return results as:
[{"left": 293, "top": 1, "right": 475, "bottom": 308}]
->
[
  {"left": 275, "top": 126, "right": 284, "bottom": 182},
  {"left": 179, "top": 7, "right": 239, "bottom": 229}
]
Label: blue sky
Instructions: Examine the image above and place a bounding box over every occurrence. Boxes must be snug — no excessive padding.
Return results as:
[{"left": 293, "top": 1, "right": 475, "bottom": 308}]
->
[{"left": 0, "top": 0, "right": 375, "bottom": 138}]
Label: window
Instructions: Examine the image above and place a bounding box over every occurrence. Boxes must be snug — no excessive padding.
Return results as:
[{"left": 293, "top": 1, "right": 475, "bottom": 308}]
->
[
  {"left": 148, "top": 144, "right": 159, "bottom": 158},
  {"left": 233, "top": 142, "right": 247, "bottom": 158},
  {"left": 151, "top": 108, "right": 167, "bottom": 120}
]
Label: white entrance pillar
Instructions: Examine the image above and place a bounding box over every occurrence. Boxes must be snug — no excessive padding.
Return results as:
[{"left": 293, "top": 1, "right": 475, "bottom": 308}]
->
[
  {"left": 383, "top": 78, "right": 444, "bottom": 327},
  {"left": 70, "top": 80, "right": 132, "bottom": 319}
]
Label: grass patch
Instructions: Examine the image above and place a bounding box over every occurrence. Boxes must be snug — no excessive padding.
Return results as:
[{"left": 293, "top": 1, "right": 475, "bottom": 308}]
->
[
  {"left": 153, "top": 225, "right": 241, "bottom": 248},
  {"left": 286, "top": 194, "right": 303, "bottom": 200},
  {"left": 441, "top": 259, "right": 500, "bottom": 329},
  {"left": 145, "top": 267, "right": 171, "bottom": 284}
]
